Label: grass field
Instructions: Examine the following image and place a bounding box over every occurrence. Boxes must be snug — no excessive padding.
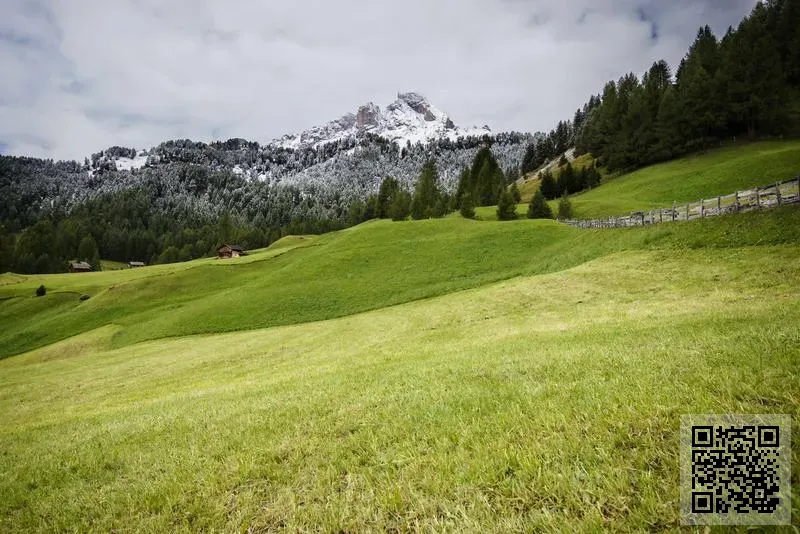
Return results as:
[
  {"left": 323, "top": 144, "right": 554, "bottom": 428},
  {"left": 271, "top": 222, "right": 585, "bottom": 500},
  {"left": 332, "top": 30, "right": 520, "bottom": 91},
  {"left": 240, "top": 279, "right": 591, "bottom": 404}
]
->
[
  {"left": 479, "top": 141, "right": 800, "bottom": 221},
  {"left": 1, "top": 142, "right": 800, "bottom": 530},
  {"left": 1, "top": 219, "right": 798, "bottom": 530},
  {"left": 567, "top": 140, "right": 800, "bottom": 218}
]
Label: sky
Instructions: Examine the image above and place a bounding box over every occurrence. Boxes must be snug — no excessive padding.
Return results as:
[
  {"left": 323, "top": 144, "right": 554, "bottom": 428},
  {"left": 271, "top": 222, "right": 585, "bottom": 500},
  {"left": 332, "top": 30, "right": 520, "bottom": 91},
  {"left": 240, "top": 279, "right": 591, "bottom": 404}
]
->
[{"left": 0, "top": 0, "right": 758, "bottom": 161}]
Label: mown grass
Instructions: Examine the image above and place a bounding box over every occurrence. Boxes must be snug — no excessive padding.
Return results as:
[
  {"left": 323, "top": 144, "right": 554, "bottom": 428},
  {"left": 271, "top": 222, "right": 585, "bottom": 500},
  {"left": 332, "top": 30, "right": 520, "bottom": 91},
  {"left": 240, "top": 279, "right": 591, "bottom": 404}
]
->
[
  {"left": 3, "top": 208, "right": 800, "bottom": 360},
  {"left": 1, "top": 243, "right": 798, "bottom": 531}
]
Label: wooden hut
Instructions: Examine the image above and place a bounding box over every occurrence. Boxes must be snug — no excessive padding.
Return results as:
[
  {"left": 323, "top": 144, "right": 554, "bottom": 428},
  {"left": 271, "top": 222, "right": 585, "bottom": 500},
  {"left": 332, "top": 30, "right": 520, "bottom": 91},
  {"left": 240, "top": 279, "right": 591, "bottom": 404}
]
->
[
  {"left": 217, "top": 244, "right": 244, "bottom": 259},
  {"left": 68, "top": 262, "right": 93, "bottom": 273}
]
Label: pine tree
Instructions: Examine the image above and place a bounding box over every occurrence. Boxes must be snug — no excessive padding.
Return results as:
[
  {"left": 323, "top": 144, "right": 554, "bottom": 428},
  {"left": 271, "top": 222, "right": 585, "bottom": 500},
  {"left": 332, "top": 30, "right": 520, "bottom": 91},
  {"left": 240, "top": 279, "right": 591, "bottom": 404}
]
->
[
  {"left": 459, "top": 193, "right": 475, "bottom": 219},
  {"left": 539, "top": 171, "right": 558, "bottom": 200},
  {"left": 527, "top": 189, "right": 553, "bottom": 219},
  {"left": 496, "top": 189, "right": 517, "bottom": 221},
  {"left": 388, "top": 190, "right": 411, "bottom": 221},
  {"left": 411, "top": 160, "right": 442, "bottom": 219},
  {"left": 510, "top": 182, "right": 521, "bottom": 203},
  {"left": 377, "top": 177, "right": 400, "bottom": 219},
  {"left": 557, "top": 195, "right": 573, "bottom": 219}
]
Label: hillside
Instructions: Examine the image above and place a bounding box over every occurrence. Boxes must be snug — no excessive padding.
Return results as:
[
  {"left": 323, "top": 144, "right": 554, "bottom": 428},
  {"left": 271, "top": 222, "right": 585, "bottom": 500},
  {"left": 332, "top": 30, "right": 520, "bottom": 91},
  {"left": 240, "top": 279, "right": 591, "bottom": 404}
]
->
[
  {"left": 471, "top": 141, "right": 800, "bottom": 221},
  {"left": 566, "top": 141, "right": 800, "bottom": 218},
  {"left": 1, "top": 206, "right": 799, "bottom": 530}
]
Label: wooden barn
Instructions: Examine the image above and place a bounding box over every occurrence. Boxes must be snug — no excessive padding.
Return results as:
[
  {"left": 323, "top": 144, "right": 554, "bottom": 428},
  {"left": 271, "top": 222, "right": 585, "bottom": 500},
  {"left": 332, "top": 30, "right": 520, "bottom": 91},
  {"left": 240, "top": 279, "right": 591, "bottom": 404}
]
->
[
  {"left": 217, "top": 244, "right": 244, "bottom": 259},
  {"left": 68, "top": 262, "right": 93, "bottom": 273}
]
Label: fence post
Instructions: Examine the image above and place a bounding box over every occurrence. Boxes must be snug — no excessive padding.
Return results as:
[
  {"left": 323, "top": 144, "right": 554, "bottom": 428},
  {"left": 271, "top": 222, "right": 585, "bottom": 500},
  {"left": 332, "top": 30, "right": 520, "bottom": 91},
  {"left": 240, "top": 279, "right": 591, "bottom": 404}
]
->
[
  {"left": 659, "top": 209, "right": 663, "bottom": 223},
  {"left": 756, "top": 186, "right": 760, "bottom": 208},
  {"left": 686, "top": 203, "right": 690, "bottom": 220},
  {"left": 717, "top": 196, "right": 721, "bottom": 215},
  {"left": 735, "top": 191, "right": 739, "bottom": 212},
  {"left": 701, "top": 199, "right": 705, "bottom": 218},
  {"left": 641, "top": 212, "right": 645, "bottom": 226},
  {"left": 776, "top": 181, "right": 782, "bottom": 206},
  {"left": 672, "top": 201, "right": 676, "bottom": 222}
]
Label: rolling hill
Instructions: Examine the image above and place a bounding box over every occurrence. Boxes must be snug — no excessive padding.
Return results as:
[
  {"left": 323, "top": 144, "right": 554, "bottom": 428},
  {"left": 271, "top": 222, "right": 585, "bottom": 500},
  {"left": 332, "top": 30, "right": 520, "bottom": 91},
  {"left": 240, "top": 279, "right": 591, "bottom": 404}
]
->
[{"left": 1, "top": 141, "right": 800, "bottom": 530}]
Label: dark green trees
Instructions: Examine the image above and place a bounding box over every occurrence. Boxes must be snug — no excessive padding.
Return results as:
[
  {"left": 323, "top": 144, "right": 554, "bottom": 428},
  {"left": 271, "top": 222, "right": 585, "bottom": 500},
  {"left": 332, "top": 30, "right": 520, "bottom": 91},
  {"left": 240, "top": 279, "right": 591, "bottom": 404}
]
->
[
  {"left": 527, "top": 189, "right": 553, "bottom": 219},
  {"left": 496, "top": 189, "right": 518, "bottom": 221},
  {"left": 411, "top": 161, "right": 445, "bottom": 219},
  {"left": 573, "top": 0, "right": 800, "bottom": 171},
  {"left": 459, "top": 193, "right": 475, "bottom": 219},
  {"left": 557, "top": 195, "right": 573, "bottom": 219},
  {"left": 457, "top": 147, "right": 506, "bottom": 208},
  {"left": 77, "top": 235, "right": 101, "bottom": 271}
]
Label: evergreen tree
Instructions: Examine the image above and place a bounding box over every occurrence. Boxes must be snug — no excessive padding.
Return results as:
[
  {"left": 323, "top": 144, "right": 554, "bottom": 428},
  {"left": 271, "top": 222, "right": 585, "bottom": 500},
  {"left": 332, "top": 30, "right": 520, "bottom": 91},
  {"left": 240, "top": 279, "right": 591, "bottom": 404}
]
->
[
  {"left": 520, "top": 143, "right": 538, "bottom": 175},
  {"left": 411, "top": 160, "right": 442, "bottom": 219},
  {"left": 388, "top": 190, "right": 411, "bottom": 221},
  {"left": 557, "top": 195, "right": 574, "bottom": 219},
  {"left": 496, "top": 189, "right": 518, "bottom": 221},
  {"left": 539, "top": 171, "right": 558, "bottom": 200},
  {"left": 527, "top": 189, "right": 553, "bottom": 219},
  {"left": 377, "top": 177, "right": 400, "bottom": 218},
  {"left": 459, "top": 193, "right": 475, "bottom": 219},
  {"left": 510, "top": 182, "right": 522, "bottom": 203}
]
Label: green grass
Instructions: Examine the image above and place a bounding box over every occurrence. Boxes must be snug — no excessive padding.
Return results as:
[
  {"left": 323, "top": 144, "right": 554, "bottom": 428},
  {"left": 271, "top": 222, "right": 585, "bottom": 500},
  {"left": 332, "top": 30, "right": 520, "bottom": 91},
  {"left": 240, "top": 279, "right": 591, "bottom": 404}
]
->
[
  {"left": 2, "top": 142, "right": 800, "bottom": 530},
  {"left": 3, "top": 208, "right": 800, "bottom": 360},
  {"left": 568, "top": 140, "right": 800, "bottom": 218},
  {"left": 99, "top": 259, "right": 127, "bottom": 271},
  {"left": 1, "top": 240, "right": 798, "bottom": 531}
]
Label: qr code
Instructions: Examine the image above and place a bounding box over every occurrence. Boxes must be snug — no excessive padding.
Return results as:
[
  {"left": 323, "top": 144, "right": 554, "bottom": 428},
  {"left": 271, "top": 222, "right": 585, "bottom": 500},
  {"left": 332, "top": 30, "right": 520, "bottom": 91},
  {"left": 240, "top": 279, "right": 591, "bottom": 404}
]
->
[{"left": 680, "top": 415, "right": 791, "bottom": 525}]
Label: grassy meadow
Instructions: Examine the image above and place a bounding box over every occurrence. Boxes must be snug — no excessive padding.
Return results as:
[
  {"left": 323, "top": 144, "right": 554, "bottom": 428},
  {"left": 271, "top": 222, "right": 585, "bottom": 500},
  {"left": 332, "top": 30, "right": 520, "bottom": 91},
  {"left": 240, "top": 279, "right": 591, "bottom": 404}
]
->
[
  {"left": 1, "top": 141, "right": 800, "bottom": 531},
  {"left": 567, "top": 140, "right": 800, "bottom": 218}
]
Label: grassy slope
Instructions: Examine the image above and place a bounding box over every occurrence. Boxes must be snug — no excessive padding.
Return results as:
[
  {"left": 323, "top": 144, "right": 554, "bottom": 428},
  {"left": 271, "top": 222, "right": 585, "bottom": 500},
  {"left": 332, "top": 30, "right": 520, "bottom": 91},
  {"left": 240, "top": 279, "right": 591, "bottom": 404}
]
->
[
  {"left": 477, "top": 140, "right": 800, "bottom": 221},
  {"left": 568, "top": 140, "right": 800, "bottom": 218},
  {"left": 3, "top": 208, "right": 800, "bottom": 360},
  {"left": 1, "top": 242, "right": 798, "bottom": 531}
]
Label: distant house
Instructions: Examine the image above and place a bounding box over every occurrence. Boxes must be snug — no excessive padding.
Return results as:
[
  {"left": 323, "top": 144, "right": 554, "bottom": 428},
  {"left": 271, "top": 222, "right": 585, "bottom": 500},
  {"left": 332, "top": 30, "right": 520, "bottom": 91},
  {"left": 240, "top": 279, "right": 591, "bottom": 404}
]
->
[
  {"left": 128, "top": 261, "right": 146, "bottom": 268},
  {"left": 217, "top": 244, "right": 245, "bottom": 259},
  {"left": 69, "top": 262, "right": 93, "bottom": 273}
]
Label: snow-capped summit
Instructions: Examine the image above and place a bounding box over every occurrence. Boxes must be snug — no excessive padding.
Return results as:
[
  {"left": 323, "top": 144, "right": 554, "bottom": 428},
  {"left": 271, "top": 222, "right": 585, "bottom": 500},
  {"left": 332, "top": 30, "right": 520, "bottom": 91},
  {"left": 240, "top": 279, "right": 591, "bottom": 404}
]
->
[{"left": 275, "top": 92, "right": 490, "bottom": 150}]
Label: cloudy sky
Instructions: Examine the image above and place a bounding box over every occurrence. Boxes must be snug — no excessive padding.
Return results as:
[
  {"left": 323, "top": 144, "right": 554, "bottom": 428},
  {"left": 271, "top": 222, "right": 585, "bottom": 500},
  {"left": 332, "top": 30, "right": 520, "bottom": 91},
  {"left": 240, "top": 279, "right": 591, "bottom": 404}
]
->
[{"left": 1, "top": 0, "right": 757, "bottom": 160}]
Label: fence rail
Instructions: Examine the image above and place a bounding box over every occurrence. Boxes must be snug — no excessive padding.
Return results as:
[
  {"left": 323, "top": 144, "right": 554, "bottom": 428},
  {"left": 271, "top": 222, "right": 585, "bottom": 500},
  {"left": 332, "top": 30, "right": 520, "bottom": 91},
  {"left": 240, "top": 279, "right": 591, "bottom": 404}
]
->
[{"left": 563, "top": 176, "right": 800, "bottom": 229}]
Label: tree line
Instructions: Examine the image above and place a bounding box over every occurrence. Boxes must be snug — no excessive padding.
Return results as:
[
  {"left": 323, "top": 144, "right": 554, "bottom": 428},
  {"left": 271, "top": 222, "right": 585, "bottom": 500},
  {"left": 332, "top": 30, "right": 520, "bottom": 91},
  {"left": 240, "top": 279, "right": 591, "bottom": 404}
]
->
[{"left": 518, "top": 0, "right": 800, "bottom": 176}]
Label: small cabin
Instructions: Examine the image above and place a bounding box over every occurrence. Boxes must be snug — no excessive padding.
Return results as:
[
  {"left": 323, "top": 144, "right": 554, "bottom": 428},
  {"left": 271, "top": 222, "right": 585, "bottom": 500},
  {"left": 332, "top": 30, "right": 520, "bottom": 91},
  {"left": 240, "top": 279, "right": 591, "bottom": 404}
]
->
[
  {"left": 128, "top": 261, "right": 145, "bottom": 268},
  {"left": 217, "top": 244, "right": 244, "bottom": 259},
  {"left": 69, "top": 262, "right": 93, "bottom": 273}
]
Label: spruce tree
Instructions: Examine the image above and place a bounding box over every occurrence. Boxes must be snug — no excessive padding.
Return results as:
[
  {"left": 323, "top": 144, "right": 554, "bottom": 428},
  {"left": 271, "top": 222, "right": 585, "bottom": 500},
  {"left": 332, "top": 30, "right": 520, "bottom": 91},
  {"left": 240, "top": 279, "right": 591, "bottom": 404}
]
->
[
  {"left": 388, "top": 190, "right": 411, "bottom": 221},
  {"left": 510, "top": 182, "right": 522, "bottom": 203},
  {"left": 557, "top": 195, "right": 574, "bottom": 219},
  {"left": 539, "top": 171, "right": 558, "bottom": 200},
  {"left": 459, "top": 193, "right": 475, "bottom": 219},
  {"left": 411, "top": 160, "right": 442, "bottom": 219},
  {"left": 496, "top": 189, "right": 517, "bottom": 221},
  {"left": 527, "top": 189, "right": 553, "bottom": 219}
]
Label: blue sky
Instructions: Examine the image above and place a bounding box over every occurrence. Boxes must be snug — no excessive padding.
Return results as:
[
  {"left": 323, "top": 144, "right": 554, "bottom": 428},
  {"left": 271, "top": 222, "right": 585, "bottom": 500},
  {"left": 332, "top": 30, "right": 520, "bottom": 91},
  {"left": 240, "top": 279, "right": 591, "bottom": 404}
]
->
[{"left": 0, "top": 0, "right": 758, "bottom": 160}]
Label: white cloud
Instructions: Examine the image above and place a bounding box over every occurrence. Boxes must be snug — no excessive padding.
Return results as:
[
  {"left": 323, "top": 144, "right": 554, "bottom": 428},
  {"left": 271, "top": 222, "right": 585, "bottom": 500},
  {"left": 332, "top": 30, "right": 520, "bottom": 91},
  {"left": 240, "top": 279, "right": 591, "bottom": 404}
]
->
[{"left": 0, "top": 0, "right": 758, "bottom": 160}]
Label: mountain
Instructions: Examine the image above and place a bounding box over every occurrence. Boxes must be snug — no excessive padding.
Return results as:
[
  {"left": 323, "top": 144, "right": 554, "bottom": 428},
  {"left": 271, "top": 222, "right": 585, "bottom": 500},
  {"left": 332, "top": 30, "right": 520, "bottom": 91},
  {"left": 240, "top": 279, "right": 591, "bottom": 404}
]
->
[
  {"left": 1, "top": 92, "right": 536, "bottom": 272},
  {"left": 275, "top": 92, "right": 491, "bottom": 150}
]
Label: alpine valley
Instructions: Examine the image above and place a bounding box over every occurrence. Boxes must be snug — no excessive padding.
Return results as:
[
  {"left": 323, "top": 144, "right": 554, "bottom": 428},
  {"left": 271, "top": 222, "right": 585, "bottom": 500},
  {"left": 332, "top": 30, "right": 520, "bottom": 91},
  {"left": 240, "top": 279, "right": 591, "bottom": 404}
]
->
[{"left": 0, "top": 92, "right": 534, "bottom": 263}]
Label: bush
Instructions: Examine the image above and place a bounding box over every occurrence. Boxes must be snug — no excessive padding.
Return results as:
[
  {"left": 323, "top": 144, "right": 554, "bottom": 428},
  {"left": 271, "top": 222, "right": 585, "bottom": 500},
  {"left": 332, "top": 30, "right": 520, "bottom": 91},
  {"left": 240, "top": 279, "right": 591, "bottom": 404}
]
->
[
  {"left": 558, "top": 195, "right": 574, "bottom": 219},
  {"left": 79, "top": 294, "right": 90, "bottom": 301},
  {"left": 527, "top": 189, "right": 553, "bottom": 219},
  {"left": 35, "top": 285, "right": 46, "bottom": 297}
]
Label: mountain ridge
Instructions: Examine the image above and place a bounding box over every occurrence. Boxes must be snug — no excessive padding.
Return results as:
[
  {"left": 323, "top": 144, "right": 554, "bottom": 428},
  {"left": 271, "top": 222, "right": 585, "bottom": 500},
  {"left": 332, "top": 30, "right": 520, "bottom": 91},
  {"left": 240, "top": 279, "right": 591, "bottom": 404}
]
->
[{"left": 273, "top": 92, "right": 491, "bottom": 151}]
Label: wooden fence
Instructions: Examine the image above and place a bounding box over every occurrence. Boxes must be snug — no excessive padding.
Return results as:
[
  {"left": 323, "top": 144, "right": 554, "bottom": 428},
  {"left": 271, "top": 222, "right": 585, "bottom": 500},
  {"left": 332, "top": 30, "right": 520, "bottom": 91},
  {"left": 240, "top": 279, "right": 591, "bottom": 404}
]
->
[{"left": 563, "top": 176, "right": 800, "bottom": 229}]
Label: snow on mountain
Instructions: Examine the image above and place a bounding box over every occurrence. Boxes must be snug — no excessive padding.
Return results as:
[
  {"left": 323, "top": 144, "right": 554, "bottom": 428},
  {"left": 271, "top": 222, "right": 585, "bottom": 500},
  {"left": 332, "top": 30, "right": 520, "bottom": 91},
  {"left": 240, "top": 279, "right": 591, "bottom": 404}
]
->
[
  {"left": 114, "top": 151, "right": 149, "bottom": 171},
  {"left": 274, "top": 92, "right": 490, "bottom": 150}
]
